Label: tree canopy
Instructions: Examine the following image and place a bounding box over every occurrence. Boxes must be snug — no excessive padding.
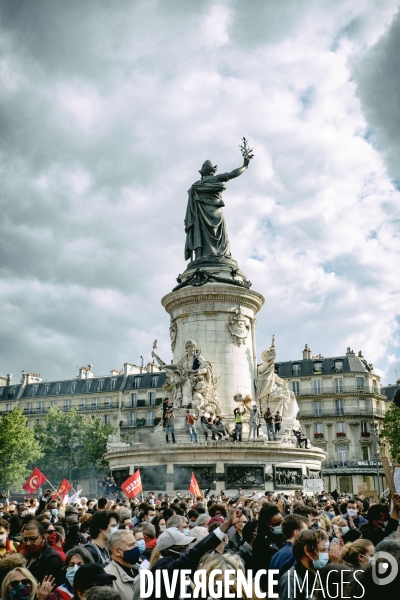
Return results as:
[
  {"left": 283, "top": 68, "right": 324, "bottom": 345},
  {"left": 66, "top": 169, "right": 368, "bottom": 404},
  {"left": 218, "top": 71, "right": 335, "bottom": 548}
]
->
[
  {"left": 381, "top": 403, "right": 400, "bottom": 463},
  {"left": 0, "top": 408, "right": 43, "bottom": 490},
  {"left": 33, "top": 408, "right": 114, "bottom": 483}
]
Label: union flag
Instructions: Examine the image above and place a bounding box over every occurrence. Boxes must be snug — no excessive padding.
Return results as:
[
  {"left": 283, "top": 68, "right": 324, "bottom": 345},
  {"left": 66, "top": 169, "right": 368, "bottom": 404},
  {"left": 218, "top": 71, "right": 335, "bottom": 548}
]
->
[
  {"left": 22, "top": 467, "right": 47, "bottom": 494},
  {"left": 52, "top": 478, "right": 73, "bottom": 500},
  {"left": 121, "top": 470, "right": 142, "bottom": 498},
  {"left": 189, "top": 472, "right": 201, "bottom": 497}
]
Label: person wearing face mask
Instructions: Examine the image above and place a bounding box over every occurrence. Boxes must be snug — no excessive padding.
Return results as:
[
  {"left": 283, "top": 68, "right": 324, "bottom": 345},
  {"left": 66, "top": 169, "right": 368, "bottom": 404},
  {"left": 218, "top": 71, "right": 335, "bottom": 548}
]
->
[
  {"left": 43, "top": 547, "right": 94, "bottom": 600},
  {"left": 138, "top": 523, "right": 157, "bottom": 559},
  {"left": 19, "top": 521, "right": 63, "bottom": 585},
  {"left": 340, "top": 538, "right": 374, "bottom": 568},
  {"left": 0, "top": 518, "right": 16, "bottom": 557},
  {"left": 227, "top": 511, "right": 248, "bottom": 551},
  {"left": 150, "top": 508, "right": 241, "bottom": 600},
  {"left": 141, "top": 506, "right": 156, "bottom": 524},
  {"left": 84, "top": 511, "right": 119, "bottom": 567},
  {"left": 252, "top": 502, "right": 285, "bottom": 592},
  {"left": 104, "top": 530, "right": 140, "bottom": 600},
  {"left": 270, "top": 514, "right": 309, "bottom": 577},
  {"left": 2, "top": 567, "right": 37, "bottom": 600},
  {"left": 359, "top": 496, "right": 400, "bottom": 546},
  {"left": 133, "top": 531, "right": 146, "bottom": 558},
  {"left": 278, "top": 529, "right": 342, "bottom": 600},
  {"left": 344, "top": 500, "right": 367, "bottom": 529},
  {"left": 43, "top": 524, "right": 66, "bottom": 563}
]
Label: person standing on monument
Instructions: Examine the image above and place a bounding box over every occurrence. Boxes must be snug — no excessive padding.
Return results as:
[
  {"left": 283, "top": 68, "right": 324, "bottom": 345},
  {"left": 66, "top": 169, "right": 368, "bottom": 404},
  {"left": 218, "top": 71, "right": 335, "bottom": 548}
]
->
[
  {"left": 233, "top": 405, "right": 247, "bottom": 442},
  {"left": 184, "top": 140, "right": 253, "bottom": 262},
  {"left": 185, "top": 410, "right": 198, "bottom": 443},
  {"left": 164, "top": 408, "right": 176, "bottom": 444},
  {"left": 274, "top": 410, "right": 282, "bottom": 436},
  {"left": 264, "top": 407, "right": 276, "bottom": 441},
  {"left": 248, "top": 405, "right": 260, "bottom": 441}
]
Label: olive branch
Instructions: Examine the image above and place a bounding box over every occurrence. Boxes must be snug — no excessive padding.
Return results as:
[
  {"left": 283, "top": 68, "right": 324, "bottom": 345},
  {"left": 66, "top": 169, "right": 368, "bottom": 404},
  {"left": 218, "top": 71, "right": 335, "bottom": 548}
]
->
[{"left": 239, "top": 137, "right": 254, "bottom": 160}]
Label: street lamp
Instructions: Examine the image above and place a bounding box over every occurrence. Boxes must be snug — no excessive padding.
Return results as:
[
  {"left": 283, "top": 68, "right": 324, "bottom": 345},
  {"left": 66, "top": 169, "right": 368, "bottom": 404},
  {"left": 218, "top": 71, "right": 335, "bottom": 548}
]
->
[{"left": 370, "top": 419, "right": 381, "bottom": 497}]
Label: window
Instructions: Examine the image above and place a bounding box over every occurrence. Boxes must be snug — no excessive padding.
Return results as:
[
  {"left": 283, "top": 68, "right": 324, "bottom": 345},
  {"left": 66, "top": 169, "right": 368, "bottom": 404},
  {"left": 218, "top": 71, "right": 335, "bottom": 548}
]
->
[
  {"left": 337, "top": 445, "right": 347, "bottom": 464},
  {"left": 292, "top": 364, "right": 301, "bottom": 376},
  {"left": 356, "top": 377, "right": 364, "bottom": 391},
  {"left": 104, "top": 415, "right": 110, "bottom": 425},
  {"left": 149, "top": 392, "right": 155, "bottom": 406},
  {"left": 131, "top": 393, "right": 137, "bottom": 407},
  {"left": 6, "top": 403, "right": 11, "bottom": 411},
  {"left": 334, "top": 361, "right": 343, "bottom": 373},
  {"left": 362, "top": 447, "right": 369, "bottom": 460},
  {"left": 68, "top": 382, "right": 76, "bottom": 394},
  {"left": 361, "top": 422, "right": 368, "bottom": 433},
  {"left": 81, "top": 398, "right": 86, "bottom": 409},
  {"left": 335, "top": 379, "right": 343, "bottom": 393},
  {"left": 337, "top": 422, "right": 345, "bottom": 434},
  {"left": 50, "top": 400, "right": 56, "bottom": 407},
  {"left": 150, "top": 376, "right": 159, "bottom": 388},
  {"left": 44, "top": 385, "right": 50, "bottom": 395},
  {"left": 129, "top": 413, "right": 136, "bottom": 427},
  {"left": 314, "top": 401, "right": 322, "bottom": 416},
  {"left": 292, "top": 381, "right": 300, "bottom": 395},
  {"left": 38, "top": 401, "right": 44, "bottom": 413},
  {"left": 313, "top": 379, "right": 322, "bottom": 394},
  {"left": 134, "top": 377, "right": 141, "bottom": 389},
  {"left": 64, "top": 399, "right": 71, "bottom": 411},
  {"left": 85, "top": 381, "right": 92, "bottom": 392},
  {"left": 105, "top": 396, "right": 112, "bottom": 407},
  {"left": 359, "top": 399, "right": 366, "bottom": 412},
  {"left": 31, "top": 385, "right": 39, "bottom": 397},
  {"left": 54, "top": 383, "right": 61, "bottom": 395},
  {"left": 336, "top": 399, "right": 344, "bottom": 415},
  {"left": 8, "top": 388, "right": 15, "bottom": 399},
  {"left": 313, "top": 362, "right": 323, "bottom": 373},
  {"left": 27, "top": 402, "right": 32, "bottom": 414},
  {"left": 93, "top": 397, "right": 99, "bottom": 409},
  {"left": 315, "top": 423, "right": 323, "bottom": 434},
  {"left": 373, "top": 380, "right": 379, "bottom": 393},
  {"left": 147, "top": 411, "right": 154, "bottom": 426},
  {"left": 97, "top": 380, "right": 104, "bottom": 391}
]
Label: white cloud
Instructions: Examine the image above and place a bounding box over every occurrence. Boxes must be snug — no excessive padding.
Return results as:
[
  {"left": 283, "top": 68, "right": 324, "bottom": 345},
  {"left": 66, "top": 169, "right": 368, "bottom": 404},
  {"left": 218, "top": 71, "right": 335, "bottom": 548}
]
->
[{"left": 0, "top": 0, "right": 399, "bottom": 384}]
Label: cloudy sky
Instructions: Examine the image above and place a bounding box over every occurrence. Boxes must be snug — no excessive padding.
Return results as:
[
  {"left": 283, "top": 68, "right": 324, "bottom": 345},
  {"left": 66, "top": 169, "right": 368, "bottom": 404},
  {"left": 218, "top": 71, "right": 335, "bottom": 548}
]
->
[{"left": 1, "top": 0, "right": 400, "bottom": 385}]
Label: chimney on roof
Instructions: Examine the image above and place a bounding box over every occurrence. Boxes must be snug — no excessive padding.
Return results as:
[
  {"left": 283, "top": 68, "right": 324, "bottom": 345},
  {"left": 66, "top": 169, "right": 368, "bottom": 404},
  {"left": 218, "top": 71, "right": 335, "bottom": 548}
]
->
[
  {"left": 358, "top": 350, "right": 363, "bottom": 358},
  {"left": 346, "top": 348, "right": 355, "bottom": 356},
  {"left": 78, "top": 365, "right": 94, "bottom": 379},
  {"left": 303, "top": 344, "right": 312, "bottom": 360},
  {"left": 148, "top": 362, "right": 154, "bottom": 374},
  {"left": 6, "top": 374, "right": 12, "bottom": 385}
]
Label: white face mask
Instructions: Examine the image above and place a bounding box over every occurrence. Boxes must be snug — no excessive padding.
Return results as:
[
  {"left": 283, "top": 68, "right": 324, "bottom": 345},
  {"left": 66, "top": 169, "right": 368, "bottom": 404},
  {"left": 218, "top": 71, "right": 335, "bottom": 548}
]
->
[
  {"left": 361, "top": 555, "right": 373, "bottom": 564},
  {"left": 347, "top": 509, "right": 357, "bottom": 517},
  {"left": 108, "top": 525, "right": 118, "bottom": 537},
  {"left": 148, "top": 516, "right": 154, "bottom": 522},
  {"left": 0, "top": 533, "right": 7, "bottom": 545}
]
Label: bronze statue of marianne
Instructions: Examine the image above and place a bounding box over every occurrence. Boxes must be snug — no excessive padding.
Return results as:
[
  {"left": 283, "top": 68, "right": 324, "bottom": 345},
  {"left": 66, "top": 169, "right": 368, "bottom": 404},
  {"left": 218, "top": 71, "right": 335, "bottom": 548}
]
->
[{"left": 184, "top": 138, "right": 254, "bottom": 262}]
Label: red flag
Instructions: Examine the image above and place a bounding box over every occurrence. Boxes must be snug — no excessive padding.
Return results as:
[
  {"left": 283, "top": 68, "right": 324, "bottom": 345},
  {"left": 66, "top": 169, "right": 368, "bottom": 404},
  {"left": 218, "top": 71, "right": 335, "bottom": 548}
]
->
[
  {"left": 189, "top": 472, "right": 201, "bottom": 497},
  {"left": 22, "top": 467, "right": 47, "bottom": 494},
  {"left": 121, "top": 470, "right": 142, "bottom": 498},
  {"left": 52, "top": 478, "right": 73, "bottom": 500}
]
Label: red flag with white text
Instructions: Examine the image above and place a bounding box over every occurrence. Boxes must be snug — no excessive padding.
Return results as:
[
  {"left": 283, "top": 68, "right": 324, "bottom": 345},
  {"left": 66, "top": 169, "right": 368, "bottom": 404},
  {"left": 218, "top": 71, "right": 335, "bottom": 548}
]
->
[
  {"left": 52, "top": 478, "right": 73, "bottom": 500},
  {"left": 121, "top": 470, "right": 142, "bottom": 498},
  {"left": 22, "top": 467, "right": 47, "bottom": 494},
  {"left": 189, "top": 472, "right": 201, "bottom": 497}
]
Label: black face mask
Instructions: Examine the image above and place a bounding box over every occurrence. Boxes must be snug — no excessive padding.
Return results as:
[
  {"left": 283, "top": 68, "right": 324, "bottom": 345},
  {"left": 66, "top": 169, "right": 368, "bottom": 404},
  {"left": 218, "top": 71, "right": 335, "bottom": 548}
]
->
[{"left": 309, "top": 522, "right": 319, "bottom": 530}]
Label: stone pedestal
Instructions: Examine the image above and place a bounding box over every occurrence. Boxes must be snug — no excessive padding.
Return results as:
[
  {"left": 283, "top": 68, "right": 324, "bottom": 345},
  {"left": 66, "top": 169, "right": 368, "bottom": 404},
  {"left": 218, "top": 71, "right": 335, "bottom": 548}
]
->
[{"left": 162, "top": 283, "right": 264, "bottom": 421}]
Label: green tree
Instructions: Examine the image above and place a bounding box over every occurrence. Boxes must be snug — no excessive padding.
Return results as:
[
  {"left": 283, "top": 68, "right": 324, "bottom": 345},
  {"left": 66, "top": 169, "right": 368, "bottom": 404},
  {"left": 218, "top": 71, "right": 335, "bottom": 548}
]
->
[
  {"left": 33, "top": 408, "right": 114, "bottom": 483},
  {"left": 381, "top": 403, "right": 400, "bottom": 462},
  {"left": 0, "top": 408, "right": 43, "bottom": 490}
]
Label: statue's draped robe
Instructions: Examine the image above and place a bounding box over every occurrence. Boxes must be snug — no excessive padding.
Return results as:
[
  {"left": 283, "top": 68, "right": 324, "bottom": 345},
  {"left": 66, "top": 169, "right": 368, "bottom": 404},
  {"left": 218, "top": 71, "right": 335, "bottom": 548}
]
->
[{"left": 184, "top": 174, "right": 231, "bottom": 261}]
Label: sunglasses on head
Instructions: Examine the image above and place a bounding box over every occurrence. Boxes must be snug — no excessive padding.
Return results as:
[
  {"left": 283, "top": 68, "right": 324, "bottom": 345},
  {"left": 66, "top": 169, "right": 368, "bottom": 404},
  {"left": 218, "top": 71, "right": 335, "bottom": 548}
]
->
[{"left": 9, "top": 580, "right": 32, "bottom": 589}]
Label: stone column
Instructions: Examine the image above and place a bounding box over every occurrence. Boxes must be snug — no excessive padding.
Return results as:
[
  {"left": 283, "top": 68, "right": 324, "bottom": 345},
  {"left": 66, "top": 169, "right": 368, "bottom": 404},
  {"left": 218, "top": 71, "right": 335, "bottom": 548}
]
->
[{"left": 162, "top": 283, "right": 264, "bottom": 421}]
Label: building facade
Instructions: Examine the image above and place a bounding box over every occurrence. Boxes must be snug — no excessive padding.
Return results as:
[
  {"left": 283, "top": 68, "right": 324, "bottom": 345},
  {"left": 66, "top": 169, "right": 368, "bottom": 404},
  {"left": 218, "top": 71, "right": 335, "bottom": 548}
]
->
[
  {"left": 275, "top": 346, "right": 389, "bottom": 495},
  {"left": 0, "top": 364, "right": 166, "bottom": 447}
]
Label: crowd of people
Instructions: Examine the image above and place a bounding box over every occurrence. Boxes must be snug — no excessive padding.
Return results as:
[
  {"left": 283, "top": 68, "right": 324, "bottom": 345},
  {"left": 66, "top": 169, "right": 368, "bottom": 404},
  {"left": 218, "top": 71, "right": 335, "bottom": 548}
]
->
[{"left": 0, "top": 486, "right": 399, "bottom": 600}]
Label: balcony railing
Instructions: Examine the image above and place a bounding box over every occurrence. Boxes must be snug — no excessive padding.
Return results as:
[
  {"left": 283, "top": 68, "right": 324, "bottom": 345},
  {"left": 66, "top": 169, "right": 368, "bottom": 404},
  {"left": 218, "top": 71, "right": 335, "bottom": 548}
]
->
[
  {"left": 323, "top": 459, "right": 383, "bottom": 469},
  {"left": 298, "top": 407, "right": 385, "bottom": 418},
  {"left": 122, "top": 400, "right": 160, "bottom": 409},
  {"left": 120, "top": 417, "right": 160, "bottom": 428},
  {"left": 79, "top": 402, "right": 119, "bottom": 411},
  {"left": 296, "top": 385, "right": 380, "bottom": 396},
  {"left": 23, "top": 408, "right": 48, "bottom": 415}
]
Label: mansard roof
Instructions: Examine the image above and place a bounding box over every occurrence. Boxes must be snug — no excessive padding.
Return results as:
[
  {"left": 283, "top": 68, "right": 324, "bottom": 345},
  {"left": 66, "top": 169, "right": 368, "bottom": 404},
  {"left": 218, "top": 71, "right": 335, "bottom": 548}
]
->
[{"left": 275, "top": 354, "right": 373, "bottom": 378}]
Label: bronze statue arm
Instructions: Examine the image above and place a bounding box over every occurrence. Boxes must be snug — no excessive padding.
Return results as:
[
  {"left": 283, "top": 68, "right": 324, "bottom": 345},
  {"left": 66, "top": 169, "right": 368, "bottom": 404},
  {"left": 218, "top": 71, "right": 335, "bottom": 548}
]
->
[{"left": 216, "top": 158, "right": 249, "bottom": 182}]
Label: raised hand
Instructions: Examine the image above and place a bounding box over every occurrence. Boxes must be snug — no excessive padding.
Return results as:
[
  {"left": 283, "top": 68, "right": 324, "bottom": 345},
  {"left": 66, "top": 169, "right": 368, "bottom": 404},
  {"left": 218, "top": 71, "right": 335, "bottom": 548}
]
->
[{"left": 37, "top": 576, "right": 56, "bottom": 600}]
